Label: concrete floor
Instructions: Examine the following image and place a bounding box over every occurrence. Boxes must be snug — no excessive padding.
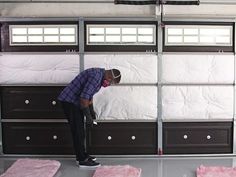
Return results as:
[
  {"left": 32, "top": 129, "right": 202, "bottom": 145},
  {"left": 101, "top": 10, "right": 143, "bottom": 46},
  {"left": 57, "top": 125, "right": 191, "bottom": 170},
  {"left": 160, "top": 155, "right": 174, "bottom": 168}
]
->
[{"left": 0, "top": 156, "right": 235, "bottom": 177}]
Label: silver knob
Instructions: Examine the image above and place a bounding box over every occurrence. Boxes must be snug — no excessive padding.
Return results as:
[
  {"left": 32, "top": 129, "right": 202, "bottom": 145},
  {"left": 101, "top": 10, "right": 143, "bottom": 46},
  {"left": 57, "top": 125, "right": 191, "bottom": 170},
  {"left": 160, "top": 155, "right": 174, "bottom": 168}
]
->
[
  {"left": 26, "top": 136, "right": 30, "bottom": 141},
  {"left": 53, "top": 135, "right": 58, "bottom": 140},
  {"left": 107, "top": 136, "right": 112, "bottom": 140},
  {"left": 25, "top": 100, "right": 30, "bottom": 104},
  {"left": 52, "top": 101, "right": 57, "bottom": 105},
  {"left": 207, "top": 135, "right": 211, "bottom": 140},
  {"left": 131, "top": 136, "right": 136, "bottom": 140},
  {"left": 183, "top": 135, "right": 188, "bottom": 139}
]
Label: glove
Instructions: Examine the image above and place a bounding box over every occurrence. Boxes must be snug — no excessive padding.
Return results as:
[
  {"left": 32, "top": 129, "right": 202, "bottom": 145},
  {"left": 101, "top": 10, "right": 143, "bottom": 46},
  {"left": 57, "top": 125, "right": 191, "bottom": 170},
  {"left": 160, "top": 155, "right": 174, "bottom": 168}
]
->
[
  {"left": 81, "top": 107, "right": 94, "bottom": 126},
  {"left": 89, "top": 104, "right": 97, "bottom": 120}
]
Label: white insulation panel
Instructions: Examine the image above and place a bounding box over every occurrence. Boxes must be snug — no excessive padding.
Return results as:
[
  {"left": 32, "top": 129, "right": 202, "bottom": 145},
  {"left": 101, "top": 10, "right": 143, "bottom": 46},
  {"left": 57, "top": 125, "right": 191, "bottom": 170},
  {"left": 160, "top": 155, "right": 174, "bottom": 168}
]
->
[
  {"left": 162, "top": 54, "right": 234, "bottom": 83},
  {"left": 0, "top": 54, "right": 79, "bottom": 84},
  {"left": 84, "top": 54, "right": 157, "bottom": 84},
  {"left": 93, "top": 86, "right": 157, "bottom": 120},
  {"left": 162, "top": 86, "right": 234, "bottom": 120}
]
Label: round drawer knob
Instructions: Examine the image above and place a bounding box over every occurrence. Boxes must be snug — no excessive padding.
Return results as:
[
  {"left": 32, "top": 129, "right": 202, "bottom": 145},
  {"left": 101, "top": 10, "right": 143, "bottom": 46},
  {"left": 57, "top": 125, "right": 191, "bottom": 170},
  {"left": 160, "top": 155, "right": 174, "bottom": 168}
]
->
[
  {"left": 131, "top": 136, "right": 136, "bottom": 140},
  {"left": 53, "top": 135, "right": 58, "bottom": 140},
  {"left": 26, "top": 136, "right": 30, "bottom": 141},
  {"left": 107, "top": 136, "right": 112, "bottom": 140},
  {"left": 25, "top": 100, "right": 30, "bottom": 104},
  {"left": 52, "top": 101, "right": 57, "bottom": 105},
  {"left": 183, "top": 135, "right": 188, "bottom": 139},
  {"left": 207, "top": 135, "right": 211, "bottom": 140}
]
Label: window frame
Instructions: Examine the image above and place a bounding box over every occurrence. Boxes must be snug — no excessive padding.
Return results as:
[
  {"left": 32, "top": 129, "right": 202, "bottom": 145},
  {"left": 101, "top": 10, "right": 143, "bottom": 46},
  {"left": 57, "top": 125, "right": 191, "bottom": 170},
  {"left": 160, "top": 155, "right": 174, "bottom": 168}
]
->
[
  {"left": 163, "top": 22, "right": 234, "bottom": 52},
  {"left": 1, "top": 21, "right": 79, "bottom": 52},
  {"left": 84, "top": 21, "right": 158, "bottom": 52}
]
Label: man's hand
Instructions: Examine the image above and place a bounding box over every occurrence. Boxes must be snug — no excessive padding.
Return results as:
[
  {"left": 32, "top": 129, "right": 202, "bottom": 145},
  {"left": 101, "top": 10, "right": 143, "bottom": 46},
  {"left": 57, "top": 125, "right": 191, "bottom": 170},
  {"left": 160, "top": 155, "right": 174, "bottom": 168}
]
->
[{"left": 89, "top": 104, "right": 97, "bottom": 120}]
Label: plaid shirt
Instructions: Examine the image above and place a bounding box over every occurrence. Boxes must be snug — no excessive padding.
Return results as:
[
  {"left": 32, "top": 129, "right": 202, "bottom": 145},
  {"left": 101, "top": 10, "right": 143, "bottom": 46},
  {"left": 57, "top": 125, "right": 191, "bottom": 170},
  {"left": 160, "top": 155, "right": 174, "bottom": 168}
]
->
[{"left": 58, "top": 68, "right": 105, "bottom": 106}]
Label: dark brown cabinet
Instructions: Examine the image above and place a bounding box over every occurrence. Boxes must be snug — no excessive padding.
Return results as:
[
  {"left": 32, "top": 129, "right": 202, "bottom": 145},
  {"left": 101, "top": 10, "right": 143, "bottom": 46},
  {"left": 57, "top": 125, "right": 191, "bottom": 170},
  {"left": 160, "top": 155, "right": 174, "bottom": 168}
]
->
[
  {"left": 1, "top": 86, "right": 65, "bottom": 119},
  {"left": 163, "top": 122, "right": 233, "bottom": 154},
  {"left": 86, "top": 122, "right": 157, "bottom": 155},
  {"left": 2, "top": 122, "right": 74, "bottom": 154}
]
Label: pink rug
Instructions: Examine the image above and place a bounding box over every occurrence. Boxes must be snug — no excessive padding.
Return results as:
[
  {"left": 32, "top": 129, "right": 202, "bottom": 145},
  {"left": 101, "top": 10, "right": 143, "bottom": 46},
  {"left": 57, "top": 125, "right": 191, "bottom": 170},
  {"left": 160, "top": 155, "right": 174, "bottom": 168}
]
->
[
  {"left": 93, "top": 165, "right": 141, "bottom": 177},
  {"left": 0, "top": 158, "right": 61, "bottom": 177},
  {"left": 197, "top": 165, "right": 236, "bottom": 177}
]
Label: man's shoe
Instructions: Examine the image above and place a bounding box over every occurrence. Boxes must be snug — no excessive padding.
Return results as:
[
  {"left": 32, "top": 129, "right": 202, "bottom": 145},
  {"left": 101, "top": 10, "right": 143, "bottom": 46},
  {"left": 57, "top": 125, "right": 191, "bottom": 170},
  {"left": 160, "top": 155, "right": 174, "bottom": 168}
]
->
[
  {"left": 76, "top": 159, "right": 100, "bottom": 168},
  {"left": 87, "top": 155, "right": 97, "bottom": 161}
]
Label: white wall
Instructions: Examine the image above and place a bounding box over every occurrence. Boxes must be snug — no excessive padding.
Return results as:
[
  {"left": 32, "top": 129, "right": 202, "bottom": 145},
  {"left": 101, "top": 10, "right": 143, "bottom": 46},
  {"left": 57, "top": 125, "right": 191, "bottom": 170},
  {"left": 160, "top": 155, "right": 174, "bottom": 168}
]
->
[{"left": 1, "top": 2, "right": 236, "bottom": 17}]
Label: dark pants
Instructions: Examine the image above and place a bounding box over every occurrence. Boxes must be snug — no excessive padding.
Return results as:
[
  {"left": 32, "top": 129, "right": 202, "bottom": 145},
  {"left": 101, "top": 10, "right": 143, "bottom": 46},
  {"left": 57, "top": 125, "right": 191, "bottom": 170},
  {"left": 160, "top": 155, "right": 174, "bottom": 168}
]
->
[{"left": 61, "top": 101, "right": 87, "bottom": 161}]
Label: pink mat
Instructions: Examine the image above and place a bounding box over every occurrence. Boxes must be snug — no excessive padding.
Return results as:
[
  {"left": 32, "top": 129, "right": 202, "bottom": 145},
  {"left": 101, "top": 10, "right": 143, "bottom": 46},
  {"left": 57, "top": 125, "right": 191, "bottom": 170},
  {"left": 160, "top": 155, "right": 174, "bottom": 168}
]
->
[
  {"left": 0, "top": 158, "right": 61, "bottom": 177},
  {"left": 197, "top": 165, "right": 236, "bottom": 177},
  {"left": 93, "top": 165, "right": 141, "bottom": 177}
]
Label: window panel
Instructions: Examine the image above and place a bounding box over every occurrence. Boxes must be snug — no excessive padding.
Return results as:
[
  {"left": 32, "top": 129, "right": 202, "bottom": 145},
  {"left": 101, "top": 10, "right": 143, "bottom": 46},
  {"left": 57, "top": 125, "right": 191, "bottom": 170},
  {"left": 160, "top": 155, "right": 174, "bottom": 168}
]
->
[
  {"left": 60, "top": 36, "right": 75, "bottom": 43},
  {"left": 122, "top": 36, "right": 136, "bottom": 42},
  {"left": 44, "top": 36, "right": 59, "bottom": 42},
  {"left": 122, "top": 28, "right": 136, "bottom": 34},
  {"left": 165, "top": 24, "right": 233, "bottom": 49},
  {"left": 184, "top": 36, "right": 198, "bottom": 43},
  {"left": 138, "top": 36, "right": 153, "bottom": 43},
  {"left": 89, "top": 28, "right": 104, "bottom": 34},
  {"left": 200, "top": 36, "right": 214, "bottom": 43},
  {"left": 138, "top": 28, "right": 153, "bottom": 35},
  {"left": 86, "top": 24, "right": 156, "bottom": 46},
  {"left": 28, "top": 28, "right": 43, "bottom": 34},
  {"left": 28, "top": 36, "right": 43, "bottom": 42},
  {"left": 9, "top": 24, "right": 78, "bottom": 46},
  {"left": 106, "top": 36, "right": 120, "bottom": 42},
  {"left": 215, "top": 29, "right": 230, "bottom": 35},
  {"left": 12, "top": 36, "right": 27, "bottom": 43},
  {"left": 216, "top": 36, "right": 230, "bottom": 43},
  {"left": 184, "top": 28, "right": 198, "bottom": 35},
  {"left": 89, "top": 36, "right": 105, "bottom": 43},
  {"left": 167, "top": 28, "right": 182, "bottom": 35},
  {"left": 106, "top": 28, "right": 120, "bottom": 34},
  {"left": 44, "top": 28, "right": 59, "bottom": 34},
  {"left": 168, "top": 36, "right": 183, "bottom": 43},
  {"left": 60, "top": 28, "right": 75, "bottom": 34},
  {"left": 12, "top": 28, "right": 27, "bottom": 35}
]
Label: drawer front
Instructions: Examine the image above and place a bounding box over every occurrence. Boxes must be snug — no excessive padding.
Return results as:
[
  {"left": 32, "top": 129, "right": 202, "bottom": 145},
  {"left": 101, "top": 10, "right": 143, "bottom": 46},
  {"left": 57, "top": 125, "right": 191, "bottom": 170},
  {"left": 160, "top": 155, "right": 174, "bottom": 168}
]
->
[
  {"left": 87, "top": 122, "right": 157, "bottom": 155},
  {"left": 2, "top": 122, "right": 74, "bottom": 154},
  {"left": 1, "top": 86, "right": 65, "bottom": 119},
  {"left": 163, "top": 122, "right": 233, "bottom": 154}
]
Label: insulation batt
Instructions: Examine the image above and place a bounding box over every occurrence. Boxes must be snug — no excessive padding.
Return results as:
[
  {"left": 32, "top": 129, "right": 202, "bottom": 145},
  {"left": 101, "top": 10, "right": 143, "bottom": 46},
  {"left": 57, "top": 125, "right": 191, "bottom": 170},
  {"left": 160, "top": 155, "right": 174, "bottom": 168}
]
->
[
  {"left": 84, "top": 54, "right": 157, "bottom": 83},
  {"left": 162, "top": 54, "right": 234, "bottom": 83},
  {"left": 0, "top": 158, "right": 61, "bottom": 177},
  {"left": 197, "top": 165, "right": 236, "bottom": 177},
  {"left": 93, "top": 165, "right": 141, "bottom": 177},
  {"left": 0, "top": 54, "right": 79, "bottom": 84},
  {"left": 162, "top": 86, "right": 234, "bottom": 119}
]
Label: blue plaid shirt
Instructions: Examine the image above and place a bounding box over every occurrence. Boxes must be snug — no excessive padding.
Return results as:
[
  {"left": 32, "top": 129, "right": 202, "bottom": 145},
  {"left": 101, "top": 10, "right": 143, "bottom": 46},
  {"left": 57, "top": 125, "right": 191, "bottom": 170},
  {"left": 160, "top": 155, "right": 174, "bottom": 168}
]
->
[{"left": 58, "top": 68, "right": 105, "bottom": 106}]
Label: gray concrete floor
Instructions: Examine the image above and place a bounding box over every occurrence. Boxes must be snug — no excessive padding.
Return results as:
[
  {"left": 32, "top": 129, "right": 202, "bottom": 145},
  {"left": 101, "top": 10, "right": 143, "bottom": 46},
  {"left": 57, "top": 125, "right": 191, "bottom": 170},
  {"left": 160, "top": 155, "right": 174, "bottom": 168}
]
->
[{"left": 0, "top": 156, "right": 235, "bottom": 177}]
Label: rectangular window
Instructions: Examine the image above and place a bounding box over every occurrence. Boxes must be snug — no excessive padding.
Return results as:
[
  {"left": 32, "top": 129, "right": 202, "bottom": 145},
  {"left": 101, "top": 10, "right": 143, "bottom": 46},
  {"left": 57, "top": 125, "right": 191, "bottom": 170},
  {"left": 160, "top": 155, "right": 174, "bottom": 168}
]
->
[
  {"left": 163, "top": 22, "right": 234, "bottom": 52},
  {"left": 85, "top": 21, "right": 157, "bottom": 52},
  {"left": 1, "top": 22, "right": 79, "bottom": 52},
  {"left": 9, "top": 25, "right": 78, "bottom": 46}
]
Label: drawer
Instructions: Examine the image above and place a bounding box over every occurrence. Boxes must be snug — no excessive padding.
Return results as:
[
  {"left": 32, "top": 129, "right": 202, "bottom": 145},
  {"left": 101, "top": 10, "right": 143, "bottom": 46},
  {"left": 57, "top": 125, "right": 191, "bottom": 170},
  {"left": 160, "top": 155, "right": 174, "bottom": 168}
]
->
[
  {"left": 1, "top": 86, "right": 65, "bottom": 119},
  {"left": 163, "top": 122, "right": 233, "bottom": 154},
  {"left": 86, "top": 122, "right": 157, "bottom": 155},
  {"left": 2, "top": 122, "right": 74, "bottom": 154}
]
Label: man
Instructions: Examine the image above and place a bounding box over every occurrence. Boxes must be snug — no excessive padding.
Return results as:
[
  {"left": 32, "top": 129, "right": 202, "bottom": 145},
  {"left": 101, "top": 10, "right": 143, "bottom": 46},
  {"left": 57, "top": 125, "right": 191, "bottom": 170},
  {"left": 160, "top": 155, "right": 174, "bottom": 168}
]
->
[{"left": 58, "top": 68, "right": 121, "bottom": 168}]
